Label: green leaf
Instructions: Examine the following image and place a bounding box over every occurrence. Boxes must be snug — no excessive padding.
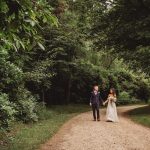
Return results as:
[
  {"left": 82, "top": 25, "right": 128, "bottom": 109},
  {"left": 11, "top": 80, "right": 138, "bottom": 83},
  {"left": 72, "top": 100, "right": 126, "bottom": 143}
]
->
[{"left": 38, "top": 42, "right": 45, "bottom": 50}]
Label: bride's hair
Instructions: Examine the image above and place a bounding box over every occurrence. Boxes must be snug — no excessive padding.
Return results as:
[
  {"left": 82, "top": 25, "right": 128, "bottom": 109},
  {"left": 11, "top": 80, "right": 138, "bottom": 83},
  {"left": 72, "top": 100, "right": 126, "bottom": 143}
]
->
[{"left": 110, "top": 88, "right": 116, "bottom": 96}]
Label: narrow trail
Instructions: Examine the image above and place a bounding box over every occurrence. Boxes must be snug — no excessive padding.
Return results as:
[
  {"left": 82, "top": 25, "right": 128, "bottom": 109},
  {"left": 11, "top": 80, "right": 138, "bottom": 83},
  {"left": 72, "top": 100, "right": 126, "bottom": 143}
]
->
[{"left": 40, "top": 105, "right": 150, "bottom": 150}]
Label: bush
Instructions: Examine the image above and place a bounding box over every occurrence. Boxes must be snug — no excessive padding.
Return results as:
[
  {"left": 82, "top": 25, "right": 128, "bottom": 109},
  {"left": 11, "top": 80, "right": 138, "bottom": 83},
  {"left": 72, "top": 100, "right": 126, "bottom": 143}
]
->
[
  {"left": 0, "top": 93, "right": 16, "bottom": 128},
  {"left": 15, "top": 88, "right": 38, "bottom": 123},
  {"left": 135, "top": 81, "right": 150, "bottom": 103},
  {"left": 117, "top": 91, "right": 131, "bottom": 105},
  {"left": 36, "top": 103, "right": 53, "bottom": 120},
  {"left": 119, "top": 91, "right": 130, "bottom": 100},
  {"left": 117, "top": 91, "right": 141, "bottom": 105}
]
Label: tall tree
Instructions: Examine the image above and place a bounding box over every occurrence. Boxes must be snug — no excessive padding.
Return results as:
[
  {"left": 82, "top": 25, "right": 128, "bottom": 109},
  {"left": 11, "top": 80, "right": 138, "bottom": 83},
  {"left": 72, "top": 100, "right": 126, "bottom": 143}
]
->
[{"left": 91, "top": 0, "right": 150, "bottom": 74}]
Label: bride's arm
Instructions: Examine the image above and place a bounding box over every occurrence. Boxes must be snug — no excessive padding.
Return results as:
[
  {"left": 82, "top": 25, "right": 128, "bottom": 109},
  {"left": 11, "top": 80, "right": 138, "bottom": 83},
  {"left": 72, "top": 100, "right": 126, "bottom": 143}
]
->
[
  {"left": 103, "top": 99, "right": 109, "bottom": 105},
  {"left": 112, "top": 94, "right": 117, "bottom": 102},
  {"left": 103, "top": 96, "right": 110, "bottom": 105}
]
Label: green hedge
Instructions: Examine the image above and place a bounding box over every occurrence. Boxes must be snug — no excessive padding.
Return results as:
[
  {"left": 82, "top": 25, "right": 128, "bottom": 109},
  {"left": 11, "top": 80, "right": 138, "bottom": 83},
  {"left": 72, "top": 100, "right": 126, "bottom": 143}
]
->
[{"left": 117, "top": 99, "right": 141, "bottom": 105}]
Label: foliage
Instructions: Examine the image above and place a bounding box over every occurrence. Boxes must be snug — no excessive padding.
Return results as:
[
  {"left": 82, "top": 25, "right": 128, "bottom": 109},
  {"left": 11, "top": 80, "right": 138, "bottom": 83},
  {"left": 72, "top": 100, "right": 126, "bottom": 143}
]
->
[
  {"left": 0, "top": 105, "right": 90, "bottom": 150},
  {"left": 91, "top": 0, "right": 150, "bottom": 74},
  {"left": 0, "top": 0, "right": 150, "bottom": 130},
  {"left": 15, "top": 88, "right": 38, "bottom": 123},
  {"left": 119, "top": 91, "right": 130, "bottom": 100},
  {"left": 0, "top": 93, "right": 16, "bottom": 128},
  {"left": 135, "top": 81, "right": 150, "bottom": 103},
  {"left": 0, "top": 0, "right": 57, "bottom": 53},
  {"left": 0, "top": 0, "right": 57, "bottom": 127}
]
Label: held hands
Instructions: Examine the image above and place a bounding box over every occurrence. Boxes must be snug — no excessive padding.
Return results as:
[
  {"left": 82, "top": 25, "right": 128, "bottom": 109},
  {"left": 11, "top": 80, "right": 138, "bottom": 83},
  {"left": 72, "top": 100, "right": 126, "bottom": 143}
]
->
[
  {"left": 103, "top": 99, "right": 108, "bottom": 106},
  {"left": 103, "top": 102, "right": 105, "bottom": 106},
  {"left": 90, "top": 101, "right": 106, "bottom": 106}
]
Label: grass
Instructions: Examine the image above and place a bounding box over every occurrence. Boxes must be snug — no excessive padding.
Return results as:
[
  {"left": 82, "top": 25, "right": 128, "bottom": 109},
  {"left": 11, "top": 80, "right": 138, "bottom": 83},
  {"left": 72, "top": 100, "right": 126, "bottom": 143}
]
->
[
  {"left": 129, "top": 105, "right": 150, "bottom": 128},
  {"left": 0, "top": 104, "right": 90, "bottom": 150}
]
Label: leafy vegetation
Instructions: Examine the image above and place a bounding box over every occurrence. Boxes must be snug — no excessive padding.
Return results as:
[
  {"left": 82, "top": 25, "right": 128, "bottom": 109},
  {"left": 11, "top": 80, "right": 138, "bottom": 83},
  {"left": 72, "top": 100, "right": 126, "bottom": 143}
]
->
[
  {"left": 0, "top": 0, "right": 57, "bottom": 128},
  {"left": 0, "top": 0, "right": 150, "bottom": 149},
  {"left": 0, "top": 93, "right": 16, "bottom": 128},
  {"left": 91, "top": 0, "right": 150, "bottom": 74},
  {"left": 0, "top": 104, "right": 90, "bottom": 150},
  {"left": 46, "top": 0, "right": 150, "bottom": 105},
  {"left": 0, "top": 0, "right": 150, "bottom": 133}
]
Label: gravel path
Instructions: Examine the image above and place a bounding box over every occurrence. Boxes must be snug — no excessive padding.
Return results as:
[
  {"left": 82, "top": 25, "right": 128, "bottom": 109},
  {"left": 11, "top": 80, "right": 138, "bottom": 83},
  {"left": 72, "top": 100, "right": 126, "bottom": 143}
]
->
[{"left": 40, "top": 105, "right": 150, "bottom": 150}]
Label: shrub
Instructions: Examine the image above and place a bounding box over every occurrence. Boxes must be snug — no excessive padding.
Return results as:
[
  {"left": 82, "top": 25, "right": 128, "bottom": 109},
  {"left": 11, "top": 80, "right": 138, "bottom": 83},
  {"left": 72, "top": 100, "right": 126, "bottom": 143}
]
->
[
  {"left": 15, "top": 88, "right": 38, "bottom": 123},
  {"left": 117, "top": 91, "right": 131, "bottom": 105},
  {"left": 117, "top": 91, "right": 141, "bottom": 105},
  {"left": 36, "top": 103, "right": 53, "bottom": 120},
  {"left": 0, "top": 93, "right": 16, "bottom": 128},
  {"left": 119, "top": 91, "right": 130, "bottom": 100},
  {"left": 135, "top": 81, "right": 150, "bottom": 103}
]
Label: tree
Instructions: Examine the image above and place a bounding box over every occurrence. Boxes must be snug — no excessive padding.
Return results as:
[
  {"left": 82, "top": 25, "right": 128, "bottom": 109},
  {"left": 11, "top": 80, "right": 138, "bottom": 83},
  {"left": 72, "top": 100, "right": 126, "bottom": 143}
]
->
[
  {"left": 0, "top": 0, "right": 58, "bottom": 125},
  {"left": 91, "top": 0, "right": 150, "bottom": 74}
]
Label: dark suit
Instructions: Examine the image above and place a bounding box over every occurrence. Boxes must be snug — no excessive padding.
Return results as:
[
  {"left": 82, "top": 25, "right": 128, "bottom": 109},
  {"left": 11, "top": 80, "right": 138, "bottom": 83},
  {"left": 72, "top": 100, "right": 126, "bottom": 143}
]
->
[{"left": 90, "top": 91, "right": 103, "bottom": 120}]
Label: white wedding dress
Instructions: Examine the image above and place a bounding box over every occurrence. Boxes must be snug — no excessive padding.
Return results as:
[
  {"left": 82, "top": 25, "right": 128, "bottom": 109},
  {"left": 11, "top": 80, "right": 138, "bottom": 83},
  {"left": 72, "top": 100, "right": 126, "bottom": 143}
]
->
[{"left": 106, "top": 96, "right": 119, "bottom": 122}]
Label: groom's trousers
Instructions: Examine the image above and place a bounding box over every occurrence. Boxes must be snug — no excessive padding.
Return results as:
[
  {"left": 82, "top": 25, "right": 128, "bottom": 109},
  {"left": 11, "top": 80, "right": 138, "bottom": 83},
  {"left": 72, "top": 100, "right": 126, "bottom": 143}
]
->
[{"left": 92, "top": 104, "right": 100, "bottom": 120}]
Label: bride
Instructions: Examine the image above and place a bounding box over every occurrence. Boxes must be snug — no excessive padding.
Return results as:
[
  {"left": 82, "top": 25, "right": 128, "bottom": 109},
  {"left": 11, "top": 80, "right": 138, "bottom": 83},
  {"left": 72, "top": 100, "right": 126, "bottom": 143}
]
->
[{"left": 103, "top": 88, "right": 119, "bottom": 122}]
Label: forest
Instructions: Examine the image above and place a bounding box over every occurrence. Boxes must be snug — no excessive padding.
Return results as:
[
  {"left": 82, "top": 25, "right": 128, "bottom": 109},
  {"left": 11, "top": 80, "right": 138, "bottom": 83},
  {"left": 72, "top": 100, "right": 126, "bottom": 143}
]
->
[{"left": 0, "top": 0, "right": 150, "bottom": 129}]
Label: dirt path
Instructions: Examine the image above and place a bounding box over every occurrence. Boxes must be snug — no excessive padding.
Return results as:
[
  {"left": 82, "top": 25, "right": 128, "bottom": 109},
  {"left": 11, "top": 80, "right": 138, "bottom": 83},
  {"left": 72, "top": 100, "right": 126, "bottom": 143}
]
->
[{"left": 40, "top": 105, "right": 150, "bottom": 150}]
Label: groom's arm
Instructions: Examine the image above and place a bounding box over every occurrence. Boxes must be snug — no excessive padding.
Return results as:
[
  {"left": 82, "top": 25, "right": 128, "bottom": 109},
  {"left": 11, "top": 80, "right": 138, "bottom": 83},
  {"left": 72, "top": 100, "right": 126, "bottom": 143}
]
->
[{"left": 89, "top": 93, "right": 93, "bottom": 106}]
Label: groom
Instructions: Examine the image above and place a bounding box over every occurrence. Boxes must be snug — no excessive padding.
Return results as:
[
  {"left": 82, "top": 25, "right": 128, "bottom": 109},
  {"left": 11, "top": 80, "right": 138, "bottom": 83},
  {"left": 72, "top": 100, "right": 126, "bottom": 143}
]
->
[{"left": 89, "top": 85, "right": 103, "bottom": 121}]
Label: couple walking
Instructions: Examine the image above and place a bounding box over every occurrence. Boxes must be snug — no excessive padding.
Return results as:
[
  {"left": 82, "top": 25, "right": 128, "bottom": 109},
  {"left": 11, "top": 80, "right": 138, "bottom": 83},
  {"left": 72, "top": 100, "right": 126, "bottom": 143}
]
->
[{"left": 90, "top": 85, "right": 119, "bottom": 122}]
